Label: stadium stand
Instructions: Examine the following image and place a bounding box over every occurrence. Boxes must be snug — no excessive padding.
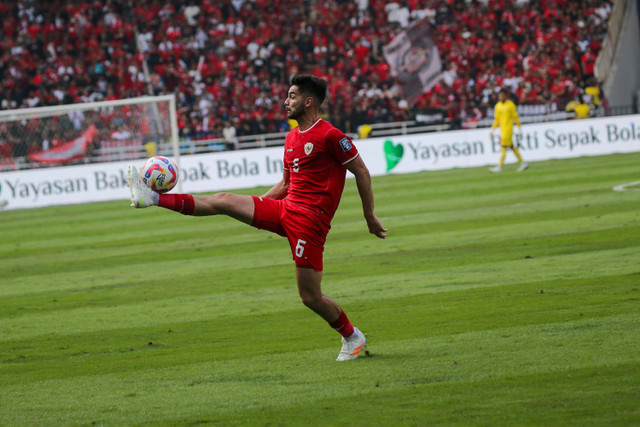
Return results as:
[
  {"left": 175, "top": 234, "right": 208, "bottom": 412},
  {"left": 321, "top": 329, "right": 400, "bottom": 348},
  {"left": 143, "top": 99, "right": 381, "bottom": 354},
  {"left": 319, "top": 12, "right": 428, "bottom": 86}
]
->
[{"left": 0, "top": 0, "right": 617, "bottom": 166}]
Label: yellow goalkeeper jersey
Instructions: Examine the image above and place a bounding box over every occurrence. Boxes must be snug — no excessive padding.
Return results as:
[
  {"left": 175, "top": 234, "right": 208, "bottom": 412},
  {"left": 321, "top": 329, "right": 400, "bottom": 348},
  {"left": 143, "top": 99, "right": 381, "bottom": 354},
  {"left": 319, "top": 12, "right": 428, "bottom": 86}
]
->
[{"left": 492, "top": 99, "right": 521, "bottom": 135}]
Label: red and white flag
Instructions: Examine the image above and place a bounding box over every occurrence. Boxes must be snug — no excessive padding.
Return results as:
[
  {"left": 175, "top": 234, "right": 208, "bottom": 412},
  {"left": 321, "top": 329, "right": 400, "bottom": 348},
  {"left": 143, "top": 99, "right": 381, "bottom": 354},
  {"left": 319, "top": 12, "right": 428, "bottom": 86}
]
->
[{"left": 29, "top": 124, "right": 97, "bottom": 164}]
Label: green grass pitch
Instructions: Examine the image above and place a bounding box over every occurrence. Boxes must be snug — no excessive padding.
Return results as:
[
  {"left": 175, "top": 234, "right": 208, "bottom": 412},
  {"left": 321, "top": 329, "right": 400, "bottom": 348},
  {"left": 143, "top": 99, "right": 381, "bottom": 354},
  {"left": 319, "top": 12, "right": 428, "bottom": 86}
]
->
[{"left": 1, "top": 153, "right": 639, "bottom": 425}]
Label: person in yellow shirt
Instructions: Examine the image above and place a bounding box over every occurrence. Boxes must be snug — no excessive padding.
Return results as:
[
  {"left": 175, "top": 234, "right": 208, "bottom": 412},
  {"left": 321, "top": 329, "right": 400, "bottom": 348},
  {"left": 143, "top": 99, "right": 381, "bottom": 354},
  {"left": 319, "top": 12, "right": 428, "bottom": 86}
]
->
[
  {"left": 489, "top": 89, "right": 529, "bottom": 173},
  {"left": 574, "top": 95, "right": 590, "bottom": 119},
  {"left": 584, "top": 77, "right": 601, "bottom": 106},
  {"left": 565, "top": 94, "right": 590, "bottom": 119}
]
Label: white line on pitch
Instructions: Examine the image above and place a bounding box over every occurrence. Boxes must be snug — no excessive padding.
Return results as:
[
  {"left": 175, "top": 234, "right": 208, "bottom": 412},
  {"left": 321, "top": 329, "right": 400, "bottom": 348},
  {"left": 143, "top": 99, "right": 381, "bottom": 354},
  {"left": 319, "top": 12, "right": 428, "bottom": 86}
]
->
[{"left": 613, "top": 181, "right": 640, "bottom": 192}]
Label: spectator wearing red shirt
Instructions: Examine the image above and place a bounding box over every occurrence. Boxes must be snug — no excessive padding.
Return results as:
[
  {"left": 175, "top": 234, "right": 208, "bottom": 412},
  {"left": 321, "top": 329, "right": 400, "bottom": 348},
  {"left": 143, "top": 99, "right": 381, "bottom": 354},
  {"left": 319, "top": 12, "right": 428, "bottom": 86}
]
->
[{"left": 580, "top": 46, "right": 597, "bottom": 77}]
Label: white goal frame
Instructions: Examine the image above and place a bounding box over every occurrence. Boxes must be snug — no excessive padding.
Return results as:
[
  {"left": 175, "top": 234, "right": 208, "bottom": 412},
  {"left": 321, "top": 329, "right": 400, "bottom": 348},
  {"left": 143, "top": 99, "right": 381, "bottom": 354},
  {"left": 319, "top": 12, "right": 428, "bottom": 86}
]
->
[{"left": 0, "top": 94, "right": 179, "bottom": 170}]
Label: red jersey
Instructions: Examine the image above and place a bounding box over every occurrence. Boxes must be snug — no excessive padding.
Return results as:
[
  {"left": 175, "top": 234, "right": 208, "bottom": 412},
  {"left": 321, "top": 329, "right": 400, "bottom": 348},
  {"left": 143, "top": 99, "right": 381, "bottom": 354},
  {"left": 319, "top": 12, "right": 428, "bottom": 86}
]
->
[{"left": 283, "top": 119, "right": 358, "bottom": 220}]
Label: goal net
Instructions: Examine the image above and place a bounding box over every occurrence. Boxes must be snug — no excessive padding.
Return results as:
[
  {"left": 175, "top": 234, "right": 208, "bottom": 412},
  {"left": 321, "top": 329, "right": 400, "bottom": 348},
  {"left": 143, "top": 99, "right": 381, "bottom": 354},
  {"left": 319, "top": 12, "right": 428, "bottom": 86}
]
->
[{"left": 0, "top": 94, "right": 178, "bottom": 172}]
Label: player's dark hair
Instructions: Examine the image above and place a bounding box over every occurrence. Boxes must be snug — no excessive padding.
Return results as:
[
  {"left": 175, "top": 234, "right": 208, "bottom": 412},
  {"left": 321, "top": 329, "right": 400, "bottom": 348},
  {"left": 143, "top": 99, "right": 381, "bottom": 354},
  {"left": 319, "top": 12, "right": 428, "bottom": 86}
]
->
[
  {"left": 499, "top": 88, "right": 516, "bottom": 103},
  {"left": 290, "top": 74, "right": 327, "bottom": 106}
]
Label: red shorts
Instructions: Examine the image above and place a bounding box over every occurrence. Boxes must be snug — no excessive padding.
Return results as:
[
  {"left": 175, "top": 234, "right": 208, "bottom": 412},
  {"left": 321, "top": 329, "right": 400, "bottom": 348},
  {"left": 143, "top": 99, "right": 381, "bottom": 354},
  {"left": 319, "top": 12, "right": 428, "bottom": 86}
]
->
[{"left": 251, "top": 196, "right": 331, "bottom": 271}]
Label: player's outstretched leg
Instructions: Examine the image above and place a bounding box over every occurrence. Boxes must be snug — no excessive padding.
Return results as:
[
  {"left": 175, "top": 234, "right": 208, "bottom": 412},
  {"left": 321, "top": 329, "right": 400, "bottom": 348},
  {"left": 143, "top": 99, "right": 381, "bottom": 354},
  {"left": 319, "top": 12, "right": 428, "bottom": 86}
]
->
[
  {"left": 127, "top": 166, "right": 254, "bottom": 222},
  {"left": 127, "top": 165, "right": 158, "bottom": 208}
]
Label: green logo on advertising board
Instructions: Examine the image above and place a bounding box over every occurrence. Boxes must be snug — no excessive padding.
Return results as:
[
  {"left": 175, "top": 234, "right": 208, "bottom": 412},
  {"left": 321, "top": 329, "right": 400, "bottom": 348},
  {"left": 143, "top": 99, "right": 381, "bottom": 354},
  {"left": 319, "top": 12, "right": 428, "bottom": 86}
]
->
[{"left": 383, "top": 140, "right": 404, "bottom": 172}]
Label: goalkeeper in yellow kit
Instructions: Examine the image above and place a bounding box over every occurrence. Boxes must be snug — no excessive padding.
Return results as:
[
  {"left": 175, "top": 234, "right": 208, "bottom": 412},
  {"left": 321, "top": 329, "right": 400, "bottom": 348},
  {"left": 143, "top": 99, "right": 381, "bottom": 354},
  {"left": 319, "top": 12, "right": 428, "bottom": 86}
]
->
[{"left": 489, "top": 89, "right": 529, "bottom": 173}]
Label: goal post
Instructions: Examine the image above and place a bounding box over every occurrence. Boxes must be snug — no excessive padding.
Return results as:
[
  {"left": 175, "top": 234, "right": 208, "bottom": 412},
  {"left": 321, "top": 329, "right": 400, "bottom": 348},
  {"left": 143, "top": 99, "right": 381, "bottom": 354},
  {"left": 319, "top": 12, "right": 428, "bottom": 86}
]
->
[{"left": 0, "top": 94, "right": 179, "bottom": 179}]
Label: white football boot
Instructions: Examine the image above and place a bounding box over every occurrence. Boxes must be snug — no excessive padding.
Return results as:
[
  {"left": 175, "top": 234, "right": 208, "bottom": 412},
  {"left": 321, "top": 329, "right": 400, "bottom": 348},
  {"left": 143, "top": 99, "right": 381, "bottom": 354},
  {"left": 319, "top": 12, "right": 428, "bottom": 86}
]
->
[
  {"left": 127, "top": 165, "right": 156, "bottom": 208},
  {"left": 517, "top": 162, "right": 529, "bottom": 172},
  {"left": 489, "top": 165, "right": 502, "bottom": 173},
  {"left": 336, "top": 327, "right": 367, "bottom": 361}
]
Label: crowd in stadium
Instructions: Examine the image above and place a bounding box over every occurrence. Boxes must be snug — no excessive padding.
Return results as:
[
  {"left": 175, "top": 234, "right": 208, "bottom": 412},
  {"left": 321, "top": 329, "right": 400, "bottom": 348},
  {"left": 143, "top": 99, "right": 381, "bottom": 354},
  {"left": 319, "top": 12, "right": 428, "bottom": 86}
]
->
[{"left": 0, "top": 0, "right": 612, "bottom": 162}]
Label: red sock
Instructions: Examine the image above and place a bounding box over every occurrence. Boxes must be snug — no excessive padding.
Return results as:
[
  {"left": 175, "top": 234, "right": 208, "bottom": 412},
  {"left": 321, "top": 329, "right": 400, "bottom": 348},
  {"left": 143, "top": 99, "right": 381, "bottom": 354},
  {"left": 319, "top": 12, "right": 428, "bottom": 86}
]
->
[
  {"left": 329, "top": 309, "right": 355, "bottom": 338},
  {"left": 158, "top": 194, "right": 195, "bottom": 215}
]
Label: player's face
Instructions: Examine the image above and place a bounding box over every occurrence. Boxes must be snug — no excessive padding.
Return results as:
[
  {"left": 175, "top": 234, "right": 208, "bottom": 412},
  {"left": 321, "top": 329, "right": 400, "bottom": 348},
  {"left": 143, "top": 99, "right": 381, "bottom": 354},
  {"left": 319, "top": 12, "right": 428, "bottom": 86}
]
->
[
  {"left": 498, "top": 92, "right": 507, "bottom": 102},
  {"left": 284, "top": 85, "right": 309, "bottom": 120}
]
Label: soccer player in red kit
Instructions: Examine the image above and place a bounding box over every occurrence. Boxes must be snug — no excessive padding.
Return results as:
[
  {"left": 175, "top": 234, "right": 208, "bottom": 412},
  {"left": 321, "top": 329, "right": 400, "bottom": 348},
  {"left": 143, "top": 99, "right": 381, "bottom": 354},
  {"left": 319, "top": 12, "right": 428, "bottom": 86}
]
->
[{"left": 127, "top": 74, "right": 387, "bottom": 361}]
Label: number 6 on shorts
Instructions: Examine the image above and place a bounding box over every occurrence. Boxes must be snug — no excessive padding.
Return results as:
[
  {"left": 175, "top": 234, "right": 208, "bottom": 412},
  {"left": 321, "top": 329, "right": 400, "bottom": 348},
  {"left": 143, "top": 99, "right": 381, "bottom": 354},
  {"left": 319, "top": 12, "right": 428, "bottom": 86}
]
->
[{"left": 295, "top": 239, "right": 306, "bottom": 258}]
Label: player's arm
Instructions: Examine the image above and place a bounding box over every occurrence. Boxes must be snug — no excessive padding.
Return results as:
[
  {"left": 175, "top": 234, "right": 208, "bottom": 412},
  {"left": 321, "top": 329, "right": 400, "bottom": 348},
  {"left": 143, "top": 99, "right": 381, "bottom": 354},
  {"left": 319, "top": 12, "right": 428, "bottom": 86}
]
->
[
  {"left": 512, "top": 104, "right": 522, "bottom": 134},
  {"left": 345, "top": 155, "right": 387, "bottom": 239},
  {"left": 262, "top": 168, "right": 290, "bottom": 200},
  {"left": 490, "top": 104, "right": 499, "bottom": 137}
]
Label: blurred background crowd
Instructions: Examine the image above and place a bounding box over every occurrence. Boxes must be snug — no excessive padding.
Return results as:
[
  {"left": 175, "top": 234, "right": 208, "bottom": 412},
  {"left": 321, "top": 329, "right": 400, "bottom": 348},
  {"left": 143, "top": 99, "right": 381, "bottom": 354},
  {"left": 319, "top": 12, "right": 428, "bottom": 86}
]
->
[{"left": 0, "top": 0, "right": 613, "bottom": 160}]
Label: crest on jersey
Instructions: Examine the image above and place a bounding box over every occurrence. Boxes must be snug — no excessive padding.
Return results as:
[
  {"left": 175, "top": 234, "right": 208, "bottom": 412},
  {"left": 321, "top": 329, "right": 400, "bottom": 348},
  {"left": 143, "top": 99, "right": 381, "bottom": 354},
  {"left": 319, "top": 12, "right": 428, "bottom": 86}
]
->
[
  {"left": 304, "top": 142, "right": 314, "bottom": 155},
  {"left": 339, "top": 137, "right": 352, "bottom": 152}
]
